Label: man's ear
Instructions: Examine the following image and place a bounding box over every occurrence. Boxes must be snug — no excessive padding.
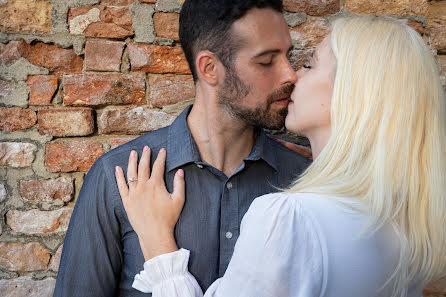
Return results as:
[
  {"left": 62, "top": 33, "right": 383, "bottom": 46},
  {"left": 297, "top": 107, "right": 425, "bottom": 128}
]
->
[{"left": 195, "top": 51, "right": 220, "bottom": 86}]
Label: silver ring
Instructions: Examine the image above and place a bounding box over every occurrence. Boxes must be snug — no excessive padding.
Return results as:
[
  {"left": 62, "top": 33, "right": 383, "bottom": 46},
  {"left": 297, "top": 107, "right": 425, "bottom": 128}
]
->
[{"left": 127, "top": 177, "right": 138, "bottom": 184}]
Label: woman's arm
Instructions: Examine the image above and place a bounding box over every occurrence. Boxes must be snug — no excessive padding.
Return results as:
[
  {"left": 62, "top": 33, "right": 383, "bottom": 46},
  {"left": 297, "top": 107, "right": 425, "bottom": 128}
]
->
[{"left": 115, "top": 147, "right": 324, "bottom": 297}]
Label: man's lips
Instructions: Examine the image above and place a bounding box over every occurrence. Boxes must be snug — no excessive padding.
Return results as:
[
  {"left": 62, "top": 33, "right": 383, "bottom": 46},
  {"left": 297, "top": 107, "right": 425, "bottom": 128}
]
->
[{"left": 273, "top": 97, "right": 291, "bottom": 106}]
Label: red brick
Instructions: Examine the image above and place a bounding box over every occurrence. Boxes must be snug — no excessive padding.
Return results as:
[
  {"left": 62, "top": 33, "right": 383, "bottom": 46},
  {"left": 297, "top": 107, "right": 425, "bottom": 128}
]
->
[
  {"left": 0, "top": 0, "right": 52, "bottom": 33},
  {"left": 0, "top": 242, "right": 50, "bottom": 271},
  {"left": 424, "top": 276, "right": 446, "bottom": 295},
  {"left": 19, "top": 177, "right": 73, "bottom": 204},
  {"left": 407, "top": 21, "right": 425, "bottom": 35},
  {"left": 342, "top": 0, "right": 428, "bottom": 15},
  {"left": 85, "top": 22, "right": 134, "bottom": 39},
  {"left": 0, "top": 142, "right": 37, "bottom": 168},
  {"left": 0, "top": 277, "right": 56, "bottom": 297},
  {"left": 149, "top": 74, "right": 195, "bottom": 107},
  {"left": 154, "top": 12, "right": 179, "bottom": 40},
  {"left": 6, "top": 208, "right": 73, "bottom": 234},
  {"left": 69, "top": 6, "right": 134, "bottom": 39},
  {"left": 102, "top": 6, "right": 132, "bottom": 25},
  {"left": 128, "top": 44, "right": 191, "bottom": 74},
  {"left": 0, "top": 107, "right": 37, "bottom": 132},
  {"left": 98, "top": 107, "right": 175, "bottom": 134},
  {"left": 27, "top": 75, "right": 58, "bottom": 105},
  {"left": 290, "top": 17, "right": 330, "bottom": 48},
  {"left": 84, "top": 40, "right": 125, "bottom": 72},
  {"left": 110, "top": 137, "right": 136, "bottom": 149},
  {"left": 0, "top": 40, "right": 27, "bottom": 66},
  {"left": 102, "top": 0, "right": 137, "bottom": 4},
  {"left": 99, "top": 0, "right": 158, "bottom": 4},
  {"left": 38, "top": 108, "right": 94, "bottom": 136},
  {"left": 430, "top": 26, "right": 446, "bottom": 53},
  {"left": 45, "top": 140, "right": 104, "bottom": 172},
  {"left": 283, "top": 0, "right": 340, "bottom": 16},
  {"left": 22, "top": 43, "right": 83, "bottom": 74},
  {"left": 63, "top": 74, "right": 146, "bottom": 106},
  {"left": 1, "top": 41, "right": 81, "bottom": 74}
]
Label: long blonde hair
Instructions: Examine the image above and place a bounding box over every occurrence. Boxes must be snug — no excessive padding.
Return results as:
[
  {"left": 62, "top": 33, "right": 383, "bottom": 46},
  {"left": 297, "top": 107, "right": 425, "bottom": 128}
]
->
[{"left": 287, "top": 15, "right": 446, "bottom": 294}]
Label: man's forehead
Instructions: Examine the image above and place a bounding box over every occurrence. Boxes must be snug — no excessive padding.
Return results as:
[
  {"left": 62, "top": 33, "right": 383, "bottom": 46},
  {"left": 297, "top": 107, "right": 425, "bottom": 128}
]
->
[
  {"left": 231, "top": 8, "right": 289, "bottom": 38},
  {"left": 230, "top": 8, "right": 291, "bottom": 51}
]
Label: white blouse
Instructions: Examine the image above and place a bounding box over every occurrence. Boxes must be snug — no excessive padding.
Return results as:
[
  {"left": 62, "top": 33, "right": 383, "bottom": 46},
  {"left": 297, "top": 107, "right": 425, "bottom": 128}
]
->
[{"left": 132, "top": 193, "right": 423, "bottom": 297}]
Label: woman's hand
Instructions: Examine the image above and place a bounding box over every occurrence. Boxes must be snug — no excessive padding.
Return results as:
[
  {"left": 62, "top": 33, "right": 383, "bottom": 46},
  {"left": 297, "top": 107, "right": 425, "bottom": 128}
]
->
[{"left": 115, "top": 146, "right": 185, "bottom": 261}]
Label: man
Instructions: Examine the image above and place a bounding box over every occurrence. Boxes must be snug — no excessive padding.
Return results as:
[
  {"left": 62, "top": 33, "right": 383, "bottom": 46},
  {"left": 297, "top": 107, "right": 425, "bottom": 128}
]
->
[{"left": 53, "top": 1, "right": 310, "bottom": 296}]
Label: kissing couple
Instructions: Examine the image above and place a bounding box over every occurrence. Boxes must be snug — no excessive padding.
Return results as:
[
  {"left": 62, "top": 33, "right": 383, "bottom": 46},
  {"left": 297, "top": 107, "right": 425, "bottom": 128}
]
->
[{"left": 54, "top": 1, "right": 446, "bottom": 297}]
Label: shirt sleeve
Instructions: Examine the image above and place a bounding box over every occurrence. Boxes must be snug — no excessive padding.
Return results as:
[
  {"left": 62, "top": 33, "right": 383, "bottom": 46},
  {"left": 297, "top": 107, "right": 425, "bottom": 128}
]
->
[
  {"left": 133, "top": 193, "right": 324, "bottom": 297},
  {"left": 53, "top": 158, "right": 123, "bottom": 297}
]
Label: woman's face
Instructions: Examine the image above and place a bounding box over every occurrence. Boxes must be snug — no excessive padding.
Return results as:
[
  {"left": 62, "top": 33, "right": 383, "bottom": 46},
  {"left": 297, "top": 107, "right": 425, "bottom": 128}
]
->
[{"left": 285, "top": 35, "right": 336, "bottom": 137}]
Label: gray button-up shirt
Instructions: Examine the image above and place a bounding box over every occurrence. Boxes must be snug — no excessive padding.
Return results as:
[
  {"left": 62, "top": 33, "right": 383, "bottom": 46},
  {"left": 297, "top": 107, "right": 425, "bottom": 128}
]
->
[{"left": 53, "top": 105, "right": 310, "bottom": 297}]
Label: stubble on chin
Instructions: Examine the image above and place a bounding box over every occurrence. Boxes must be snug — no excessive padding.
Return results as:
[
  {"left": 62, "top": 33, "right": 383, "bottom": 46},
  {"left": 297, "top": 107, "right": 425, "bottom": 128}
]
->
[{"left": 218, "top": 67, "right": 292, "bottom": 130}]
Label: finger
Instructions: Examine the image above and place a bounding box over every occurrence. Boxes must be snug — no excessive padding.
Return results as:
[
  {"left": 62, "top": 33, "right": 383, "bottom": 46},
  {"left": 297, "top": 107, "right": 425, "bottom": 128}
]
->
[
  {"left": 172, "top": 169, "right": 185, "bottom": 208},
  {"left": 151, "top": 148, "right": 166, "bottom": 182},
  {"left": 115, "top": 166, "right": 129, "bottom": 200},
  {"left": 137, "top": 146, "right": 151, "bottom": 183},
  {"left": 127, "top": 150, "right": 138, "bottom": 190}
]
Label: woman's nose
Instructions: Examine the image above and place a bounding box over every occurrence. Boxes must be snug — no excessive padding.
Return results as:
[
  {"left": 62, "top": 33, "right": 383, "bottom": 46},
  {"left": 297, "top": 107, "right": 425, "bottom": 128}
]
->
[{"left": 296, "top": 67, "right": 305, "bottom": 78}]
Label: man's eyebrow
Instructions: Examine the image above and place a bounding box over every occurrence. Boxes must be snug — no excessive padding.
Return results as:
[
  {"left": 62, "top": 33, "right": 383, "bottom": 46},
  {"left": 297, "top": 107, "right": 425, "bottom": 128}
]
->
[
  {"left": 253, "top": 45, "right": 294, "bottom": 59},
  {"left": 252, "top": 49, "right": 281, "bottom": 59}
]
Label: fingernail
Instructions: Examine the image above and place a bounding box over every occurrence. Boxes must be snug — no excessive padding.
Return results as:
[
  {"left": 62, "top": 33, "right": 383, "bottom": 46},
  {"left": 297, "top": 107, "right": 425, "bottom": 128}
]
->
[
  {"left": 131, "top": 150, "right": 136, "bottom": 157},
  {"left": 115, "top": 166, "right": 119, "bottom": 173},
  {"left": 143, "top": 146, "right": 148, "bottom": 152},
  {"left": 160, "top": 148, "right": 165, "bottom": 153},
  {"left": 177, "top": 169, "right": 184, "bottom": 177}
]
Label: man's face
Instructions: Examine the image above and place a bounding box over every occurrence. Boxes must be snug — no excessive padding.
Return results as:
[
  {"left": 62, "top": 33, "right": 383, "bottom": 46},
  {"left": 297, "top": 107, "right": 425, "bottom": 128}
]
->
[{"left": 218, "top": 8, "right": 297, "bottom": 129}]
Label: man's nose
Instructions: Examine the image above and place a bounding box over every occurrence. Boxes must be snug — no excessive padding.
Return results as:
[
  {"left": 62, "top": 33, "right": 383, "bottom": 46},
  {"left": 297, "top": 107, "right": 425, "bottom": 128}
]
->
[{"left": 280, "top": 57, "right": 298, "bottom": 85}]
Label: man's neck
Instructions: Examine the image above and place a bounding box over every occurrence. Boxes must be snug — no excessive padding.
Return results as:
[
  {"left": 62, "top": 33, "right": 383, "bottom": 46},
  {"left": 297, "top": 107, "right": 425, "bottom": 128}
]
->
[{"left": 187, "top": 98, "right": 255, "bottom": 177}]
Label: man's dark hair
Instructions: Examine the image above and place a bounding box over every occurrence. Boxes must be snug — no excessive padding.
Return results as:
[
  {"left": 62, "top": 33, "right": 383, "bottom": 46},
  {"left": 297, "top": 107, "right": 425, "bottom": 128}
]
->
[{"left": 179, "top": 0, "right": 283, "bottom": 81}]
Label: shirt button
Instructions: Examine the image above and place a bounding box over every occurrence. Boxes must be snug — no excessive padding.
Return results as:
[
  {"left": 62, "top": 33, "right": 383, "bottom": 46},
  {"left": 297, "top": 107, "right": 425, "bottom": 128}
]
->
[
  {"left": 226, "top": 182, "right": 233, "bottom": 189},
  {"left": 225, "top": 232, "right": 233, "bottom": 239},
  {"left": 196, "top": 164, "right": 203, "bottom": 169}
]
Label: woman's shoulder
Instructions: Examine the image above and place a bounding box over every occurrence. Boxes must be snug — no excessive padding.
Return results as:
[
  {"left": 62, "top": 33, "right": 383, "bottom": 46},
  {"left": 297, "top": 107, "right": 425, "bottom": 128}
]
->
[
  {"left": 248, "top": 192, "right": 336, "bottom": 216},
  {"left": 244, "top": 192, "right": 328, "bottom": 235}
]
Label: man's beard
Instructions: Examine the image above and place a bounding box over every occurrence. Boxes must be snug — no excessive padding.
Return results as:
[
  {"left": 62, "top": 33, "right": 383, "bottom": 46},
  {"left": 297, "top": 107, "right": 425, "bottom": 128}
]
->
[{"left": 218, "top": 66, "right": 293, "bottom": 130}]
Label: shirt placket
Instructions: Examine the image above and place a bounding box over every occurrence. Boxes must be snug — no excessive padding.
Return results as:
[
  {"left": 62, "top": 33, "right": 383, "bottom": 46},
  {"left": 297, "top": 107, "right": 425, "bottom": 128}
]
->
[{"left": 219, "top": 176, "right": 239, "bottom": 276}]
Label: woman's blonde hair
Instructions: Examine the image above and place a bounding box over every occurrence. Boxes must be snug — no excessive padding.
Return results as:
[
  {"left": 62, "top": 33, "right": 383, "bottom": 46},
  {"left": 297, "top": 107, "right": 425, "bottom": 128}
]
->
[{"left": 287, "top": 15, "right": 446, "bottom": 295}]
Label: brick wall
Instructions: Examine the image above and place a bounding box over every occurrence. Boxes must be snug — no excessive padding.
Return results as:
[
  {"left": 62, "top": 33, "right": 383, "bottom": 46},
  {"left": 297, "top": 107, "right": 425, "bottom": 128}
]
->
[{"left": 0, "top": 0, "right": 445, "bottom": 296}]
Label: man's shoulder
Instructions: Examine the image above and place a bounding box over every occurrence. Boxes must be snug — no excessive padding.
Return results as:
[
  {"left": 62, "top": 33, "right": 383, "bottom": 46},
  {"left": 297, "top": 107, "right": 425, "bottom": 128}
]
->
[
  {"left": 265, "top": 136, "right": 311, "bottom": 166},
  {"left": 96, "top": 126, "right": 170, "bottom": 171}
]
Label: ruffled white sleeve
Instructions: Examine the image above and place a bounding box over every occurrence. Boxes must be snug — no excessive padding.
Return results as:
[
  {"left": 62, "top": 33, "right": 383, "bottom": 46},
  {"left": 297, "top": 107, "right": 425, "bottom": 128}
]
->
[{"left": 133, "top": 193, "right": 326, "bottom": 297}]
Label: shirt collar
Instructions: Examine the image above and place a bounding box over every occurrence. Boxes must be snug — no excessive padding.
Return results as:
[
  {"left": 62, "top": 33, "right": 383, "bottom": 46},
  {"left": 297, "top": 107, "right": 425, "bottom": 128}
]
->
[
  {"left": 166, "top": 105, "right": 279, "bottom": 172},
  {"left": 166, "top": 105, "right": 201, "bottom": 172},
  {"left": 243, "top": 128, "right": 278, "bottom": 172}
]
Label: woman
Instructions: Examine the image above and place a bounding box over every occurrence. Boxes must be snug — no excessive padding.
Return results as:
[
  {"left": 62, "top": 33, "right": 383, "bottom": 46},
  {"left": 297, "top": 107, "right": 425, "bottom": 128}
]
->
[{"left": 115, "top": 16, "right": 446, "bottom": 296}]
